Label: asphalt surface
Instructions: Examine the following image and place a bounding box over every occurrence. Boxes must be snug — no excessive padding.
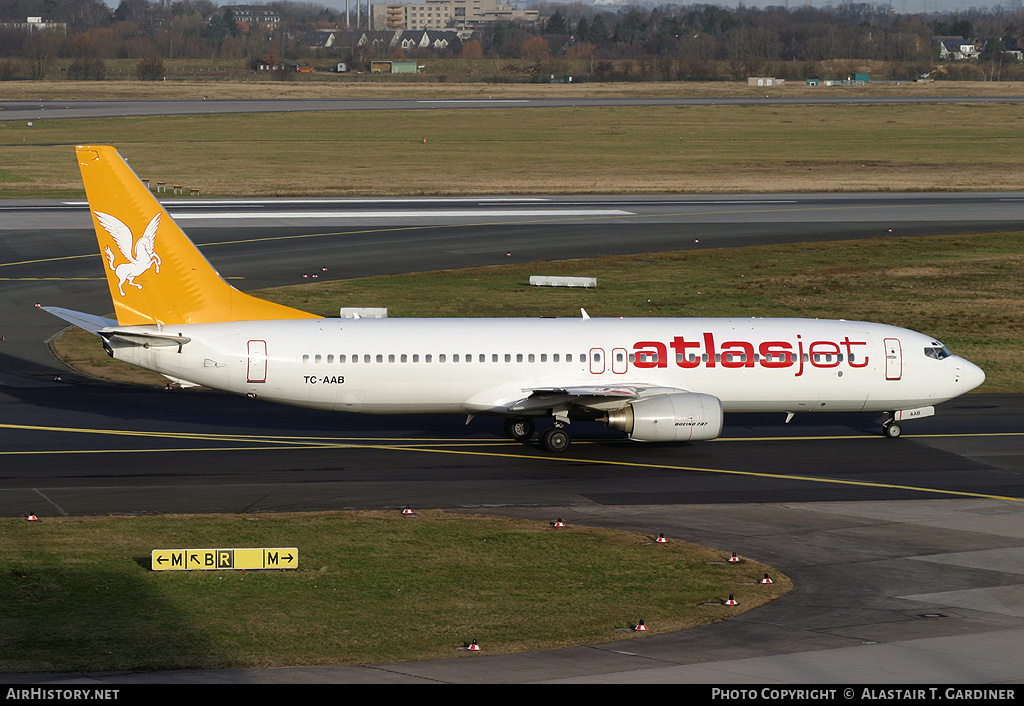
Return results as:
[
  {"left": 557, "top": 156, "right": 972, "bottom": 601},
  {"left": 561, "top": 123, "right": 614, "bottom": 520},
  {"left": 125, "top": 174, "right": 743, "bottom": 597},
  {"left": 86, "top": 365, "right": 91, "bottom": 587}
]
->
[
  {"left": 4, "top": 95, "right": 1024, "bottom": 122},
  {"left": 1, "top": 194, "right": 1023, "bottom": 684}
]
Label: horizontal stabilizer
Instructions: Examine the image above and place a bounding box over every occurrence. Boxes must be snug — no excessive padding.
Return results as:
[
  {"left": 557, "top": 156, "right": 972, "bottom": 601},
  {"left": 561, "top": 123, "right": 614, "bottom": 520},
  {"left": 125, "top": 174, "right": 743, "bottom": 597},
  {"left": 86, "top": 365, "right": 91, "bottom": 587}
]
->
[{"left": 41, "top": 306, "right": 117, "bottom": 335}]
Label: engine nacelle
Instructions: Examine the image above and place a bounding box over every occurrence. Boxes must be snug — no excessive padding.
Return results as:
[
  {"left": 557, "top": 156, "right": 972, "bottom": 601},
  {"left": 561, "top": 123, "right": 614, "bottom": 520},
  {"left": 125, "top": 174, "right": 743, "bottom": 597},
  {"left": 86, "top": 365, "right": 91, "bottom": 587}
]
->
[{"left": 605, "top": 392, "right": 724, "bottom": 442}]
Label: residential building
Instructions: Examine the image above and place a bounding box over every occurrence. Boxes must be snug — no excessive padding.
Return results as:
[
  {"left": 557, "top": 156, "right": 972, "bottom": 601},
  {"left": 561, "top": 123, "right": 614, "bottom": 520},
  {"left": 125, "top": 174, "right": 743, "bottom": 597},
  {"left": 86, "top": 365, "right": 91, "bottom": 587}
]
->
[{"left": 937, "top": 38, "right": 980, "bottom": 60}]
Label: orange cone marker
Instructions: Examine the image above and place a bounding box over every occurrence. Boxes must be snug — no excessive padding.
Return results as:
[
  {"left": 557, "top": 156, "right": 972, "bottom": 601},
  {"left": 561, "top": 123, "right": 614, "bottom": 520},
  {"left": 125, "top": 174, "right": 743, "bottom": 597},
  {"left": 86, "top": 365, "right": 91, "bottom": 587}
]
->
[
  {"left": 468, "top": 639, "right": 480, "bottom": 651},
  {"left": 25, "top": 512, "right": 38, "bottom": 522},
  {"left": 401, "top": 505, "right": 414, "bottom": 515},
  {"left": 656, "top": 533, "right": 667, "bottom": 543},
  {"left": 760, "top": 573, "right": 773, "bottom": 584},
  {"left": 725, "top": 594, "right": 738, "bottom": 606},
  {"left": 634, "top": 619, "right": 648, "bottom": 631},
  {"left": 553, "top": 518, "right": 565, "bottom": 527}
]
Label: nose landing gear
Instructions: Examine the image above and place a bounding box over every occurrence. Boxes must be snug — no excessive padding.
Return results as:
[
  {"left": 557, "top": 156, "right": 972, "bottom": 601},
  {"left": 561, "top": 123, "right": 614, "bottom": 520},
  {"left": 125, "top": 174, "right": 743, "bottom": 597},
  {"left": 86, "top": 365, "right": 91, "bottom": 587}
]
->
[{"left": 883, "top": 417, "right": 902, "bottom": 439}]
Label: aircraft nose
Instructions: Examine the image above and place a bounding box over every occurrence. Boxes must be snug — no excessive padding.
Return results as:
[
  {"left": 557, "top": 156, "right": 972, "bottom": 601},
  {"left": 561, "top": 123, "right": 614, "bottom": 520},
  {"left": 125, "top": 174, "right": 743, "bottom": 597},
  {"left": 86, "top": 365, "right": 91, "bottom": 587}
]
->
[{"left": 960, "top": 360, "right": 986, "bottom": 393}]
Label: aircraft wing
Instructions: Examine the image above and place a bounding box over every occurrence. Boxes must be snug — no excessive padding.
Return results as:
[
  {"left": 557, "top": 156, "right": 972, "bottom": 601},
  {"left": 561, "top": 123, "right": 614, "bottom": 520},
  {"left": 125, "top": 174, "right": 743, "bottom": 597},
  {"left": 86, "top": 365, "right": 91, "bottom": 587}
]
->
[{"left": 505, "top": 384, "right": 689, "bottom": 414}]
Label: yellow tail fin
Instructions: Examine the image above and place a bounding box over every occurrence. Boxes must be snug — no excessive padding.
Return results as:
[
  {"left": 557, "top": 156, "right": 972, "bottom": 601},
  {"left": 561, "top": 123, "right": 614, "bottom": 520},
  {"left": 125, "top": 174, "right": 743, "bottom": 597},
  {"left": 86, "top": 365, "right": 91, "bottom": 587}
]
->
[{"left": 76, "top": 145, "right": 318, "bottom": 326}]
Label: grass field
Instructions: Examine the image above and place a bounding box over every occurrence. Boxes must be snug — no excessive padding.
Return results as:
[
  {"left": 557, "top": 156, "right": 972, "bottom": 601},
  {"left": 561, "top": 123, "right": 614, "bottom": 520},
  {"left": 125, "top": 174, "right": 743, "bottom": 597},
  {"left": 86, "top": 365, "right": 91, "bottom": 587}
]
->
[
  {"left": 0, "top": 511, "right": 789, "bottom": 672},
  {"left": 3, "top": 93, "right": 1024, "bottom": 197}
]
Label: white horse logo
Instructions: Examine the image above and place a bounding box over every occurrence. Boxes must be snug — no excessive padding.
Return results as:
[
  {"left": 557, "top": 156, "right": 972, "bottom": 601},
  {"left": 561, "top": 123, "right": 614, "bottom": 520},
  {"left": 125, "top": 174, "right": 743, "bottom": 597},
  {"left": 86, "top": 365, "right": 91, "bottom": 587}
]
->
[{"left": 94, "top": 211, "right": 162, "bottom": 296}]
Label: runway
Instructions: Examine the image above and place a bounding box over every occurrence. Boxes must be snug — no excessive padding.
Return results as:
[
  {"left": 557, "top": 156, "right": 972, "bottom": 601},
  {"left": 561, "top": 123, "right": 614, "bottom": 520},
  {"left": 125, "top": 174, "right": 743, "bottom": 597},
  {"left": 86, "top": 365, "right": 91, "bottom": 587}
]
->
[
  {"left": 4, "top": 95, "right": 1024, "bottom": 123},
  {"left": 2, "top": 193, "right": 1024, "bottom": 683}
]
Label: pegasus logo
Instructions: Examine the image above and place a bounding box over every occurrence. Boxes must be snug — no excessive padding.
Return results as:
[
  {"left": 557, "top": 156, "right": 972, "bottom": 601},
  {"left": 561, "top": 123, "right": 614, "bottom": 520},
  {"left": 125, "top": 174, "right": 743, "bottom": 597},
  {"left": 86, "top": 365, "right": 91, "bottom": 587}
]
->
[{"left": 94, "top": 211, "right": 162, "bottom": 296}]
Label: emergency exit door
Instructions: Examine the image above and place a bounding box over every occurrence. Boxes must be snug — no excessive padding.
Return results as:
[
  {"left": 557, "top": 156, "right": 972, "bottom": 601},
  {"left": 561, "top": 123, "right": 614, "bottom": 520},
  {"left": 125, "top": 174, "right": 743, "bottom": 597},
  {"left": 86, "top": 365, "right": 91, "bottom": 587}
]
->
[{"left": 247, "top": 340, "right": 267, "bottom": 383}]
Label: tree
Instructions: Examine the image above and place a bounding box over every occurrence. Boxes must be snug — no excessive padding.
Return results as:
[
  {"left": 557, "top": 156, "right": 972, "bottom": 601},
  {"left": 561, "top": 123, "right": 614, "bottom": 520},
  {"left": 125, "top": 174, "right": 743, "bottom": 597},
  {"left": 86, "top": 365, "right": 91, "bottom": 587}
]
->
[
  {"left": 587, "top": 14, "right": 608, "bottom": 46},
  {"left": 68, "top": 57, "right": 106, "bottom": 80},
  {"left": 521, "top": 36, "right": 551, "bottom": 61},
  {"left": 460, "top": 39, "right": 483, "bottom": 59},
  {"left": 544, "top": 10, "right": 569, "bottom": 36},
  {"left": 135, "top": 56, "right": 164, "bottom": 80}
]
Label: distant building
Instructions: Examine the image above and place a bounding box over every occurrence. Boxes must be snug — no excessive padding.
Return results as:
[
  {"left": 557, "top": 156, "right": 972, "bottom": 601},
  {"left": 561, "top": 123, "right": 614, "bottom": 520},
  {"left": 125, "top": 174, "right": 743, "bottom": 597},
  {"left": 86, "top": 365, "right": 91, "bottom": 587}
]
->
[
  {"left": 212, "top": 5, "right": 282, "bottom": 31},
  {"left": 937, "top": 38, "right": 980, "bottom": 60},
  {"left": 0, "top": 16, "right": 67, "bottom": 33},
  {"left": 373, "top": 0, "right": 539, "bottom": 32},
  {"left": 396, "top": 29, "right": 462, "bottom": 53}
]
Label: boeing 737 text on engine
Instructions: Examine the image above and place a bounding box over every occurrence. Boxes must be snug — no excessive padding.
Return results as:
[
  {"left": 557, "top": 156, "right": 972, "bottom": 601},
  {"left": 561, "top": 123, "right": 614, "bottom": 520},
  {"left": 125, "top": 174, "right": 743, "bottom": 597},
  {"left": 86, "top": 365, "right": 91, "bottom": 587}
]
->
[{"left": 44, "top": 146, "right": 986, "bottom": 452}]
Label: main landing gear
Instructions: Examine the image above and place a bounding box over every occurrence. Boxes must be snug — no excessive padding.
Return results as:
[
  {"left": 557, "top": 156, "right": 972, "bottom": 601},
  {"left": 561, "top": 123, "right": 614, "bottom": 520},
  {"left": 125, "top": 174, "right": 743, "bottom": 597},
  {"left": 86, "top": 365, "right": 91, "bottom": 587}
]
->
[
  {"left": 503, "top": 416, "right": 534, "bottom": 442},
  {"left": 539, "top": 424, "right": 570, "bottom": 453},
  {"left": 503, "top": 416, "right": 571, "bottom": 453}
]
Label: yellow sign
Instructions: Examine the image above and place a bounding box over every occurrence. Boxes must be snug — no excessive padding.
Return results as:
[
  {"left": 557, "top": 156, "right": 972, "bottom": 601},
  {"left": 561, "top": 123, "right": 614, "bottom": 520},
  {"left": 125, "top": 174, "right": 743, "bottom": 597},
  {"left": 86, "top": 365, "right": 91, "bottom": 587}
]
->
[{"left": 151, "top": 548, "right": 297, "bottom": 571}]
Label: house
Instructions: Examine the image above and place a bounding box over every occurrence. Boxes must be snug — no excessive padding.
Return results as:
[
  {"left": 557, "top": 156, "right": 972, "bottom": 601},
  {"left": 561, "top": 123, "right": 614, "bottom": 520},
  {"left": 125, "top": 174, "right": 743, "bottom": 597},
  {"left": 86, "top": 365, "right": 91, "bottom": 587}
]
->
[
  {"left": 330, "top": 30, "right": 401, "bottom": 53},
  {"left": 305, "top": 30, "right": 337, "bottom": 49},
  {"left": 396, "top": 29, "right": 462, "bottom": 53},
  {"left": 937, "top": 38, "right": 980, "bottom": 60}
]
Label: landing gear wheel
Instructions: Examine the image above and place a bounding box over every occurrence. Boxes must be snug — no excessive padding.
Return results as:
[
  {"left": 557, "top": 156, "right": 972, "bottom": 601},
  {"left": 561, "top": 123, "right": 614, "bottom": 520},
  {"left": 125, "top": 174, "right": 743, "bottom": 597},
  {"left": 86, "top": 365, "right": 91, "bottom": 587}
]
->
[
  {"left": 884, "top": 421, "right": 902, "bottom": 439},
  {"left": 540, "top": 426, "right": 571, "bottom": 453},
  {"left": 504, "top": 417, "right": 535, "bottom": 441}
]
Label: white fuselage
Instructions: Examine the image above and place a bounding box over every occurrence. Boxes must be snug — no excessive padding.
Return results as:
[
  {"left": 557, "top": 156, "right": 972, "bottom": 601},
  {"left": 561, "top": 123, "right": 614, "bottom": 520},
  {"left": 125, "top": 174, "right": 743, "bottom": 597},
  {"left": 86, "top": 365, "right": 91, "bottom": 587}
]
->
[{"left": 107, "top": 317, "right": 984, "bottom": 418}]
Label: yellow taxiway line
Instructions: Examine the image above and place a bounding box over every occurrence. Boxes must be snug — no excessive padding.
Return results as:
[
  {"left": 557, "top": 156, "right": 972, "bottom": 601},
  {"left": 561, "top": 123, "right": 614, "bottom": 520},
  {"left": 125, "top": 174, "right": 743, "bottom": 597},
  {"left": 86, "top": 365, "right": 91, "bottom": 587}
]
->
[{"left": 2, "top": 422, "right": 1021, "bottom": 504}]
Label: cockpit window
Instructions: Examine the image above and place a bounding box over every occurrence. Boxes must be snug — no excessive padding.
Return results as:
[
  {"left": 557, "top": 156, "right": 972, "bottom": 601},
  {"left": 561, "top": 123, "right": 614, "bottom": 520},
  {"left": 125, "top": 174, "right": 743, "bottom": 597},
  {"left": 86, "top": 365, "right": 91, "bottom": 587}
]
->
[{"left": 924, "top": 346, "right": 952, "bottom": 360}]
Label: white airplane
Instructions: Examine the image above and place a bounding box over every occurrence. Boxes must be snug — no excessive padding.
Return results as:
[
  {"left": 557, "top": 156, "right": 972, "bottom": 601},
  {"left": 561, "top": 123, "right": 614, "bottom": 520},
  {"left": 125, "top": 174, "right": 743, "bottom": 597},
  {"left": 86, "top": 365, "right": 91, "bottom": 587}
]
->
[{"left": 44, "top": 145, "right": 986, "bottom": 452}]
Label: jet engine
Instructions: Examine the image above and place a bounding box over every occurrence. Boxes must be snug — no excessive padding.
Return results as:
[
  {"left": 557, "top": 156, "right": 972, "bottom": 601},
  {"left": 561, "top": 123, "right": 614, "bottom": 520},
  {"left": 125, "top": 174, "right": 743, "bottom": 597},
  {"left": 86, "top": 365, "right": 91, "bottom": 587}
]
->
[{"left": 604, "top": 392, "right": 724, "bottom": 442}]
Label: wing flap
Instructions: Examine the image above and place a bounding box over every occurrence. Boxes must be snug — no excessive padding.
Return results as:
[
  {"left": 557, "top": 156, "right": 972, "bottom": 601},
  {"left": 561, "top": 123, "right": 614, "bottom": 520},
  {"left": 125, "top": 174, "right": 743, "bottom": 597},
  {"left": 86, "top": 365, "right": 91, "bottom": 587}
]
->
[{"left": 505, "top": 385, "right": 689, "bottom": 413}]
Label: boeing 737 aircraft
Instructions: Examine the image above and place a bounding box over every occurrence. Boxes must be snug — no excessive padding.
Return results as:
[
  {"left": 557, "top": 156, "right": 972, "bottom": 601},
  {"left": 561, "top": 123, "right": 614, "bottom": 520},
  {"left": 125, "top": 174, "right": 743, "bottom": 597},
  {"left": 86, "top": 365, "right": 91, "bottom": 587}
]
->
[{"left": 44, "top": 145, "right": 986, "bottom": 452}]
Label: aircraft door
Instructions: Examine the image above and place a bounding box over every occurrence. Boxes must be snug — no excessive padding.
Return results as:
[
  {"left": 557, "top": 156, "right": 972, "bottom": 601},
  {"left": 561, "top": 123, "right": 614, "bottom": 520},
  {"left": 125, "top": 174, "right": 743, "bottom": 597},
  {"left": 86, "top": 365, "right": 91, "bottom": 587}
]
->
[
  {"left": 590, "top": 348, "right": 605, "bottom": 374},
  {"left": 884, "top": 338, "right": 902, "bottom": 380},
  {"left": 612, "top": 347, "right": 628, "bottom": 374},
  {"left": 247, "top": 340, "right": 267, "bottom": 383}
]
